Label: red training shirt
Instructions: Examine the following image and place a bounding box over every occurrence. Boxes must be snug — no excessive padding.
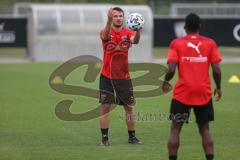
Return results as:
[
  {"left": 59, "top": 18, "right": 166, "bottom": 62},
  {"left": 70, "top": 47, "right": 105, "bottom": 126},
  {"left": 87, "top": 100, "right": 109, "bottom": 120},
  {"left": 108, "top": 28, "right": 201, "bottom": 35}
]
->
[
  {"left": 100, "top": 27, "right": 134, "bottom": 79},
  {"left": 167, "top": 33, "right": 222, "bottom": 106}
]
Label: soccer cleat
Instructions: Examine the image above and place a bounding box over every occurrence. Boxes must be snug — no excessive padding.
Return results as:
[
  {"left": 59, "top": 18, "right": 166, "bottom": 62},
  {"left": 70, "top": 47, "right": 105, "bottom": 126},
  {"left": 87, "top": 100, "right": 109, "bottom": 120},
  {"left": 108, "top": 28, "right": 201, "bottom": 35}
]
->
[
  {"left": 100, "top": 138, "right": 110, "bottom": 147},
  {"left": 128, "top": 136, "right": 142, "bottom": 144}
]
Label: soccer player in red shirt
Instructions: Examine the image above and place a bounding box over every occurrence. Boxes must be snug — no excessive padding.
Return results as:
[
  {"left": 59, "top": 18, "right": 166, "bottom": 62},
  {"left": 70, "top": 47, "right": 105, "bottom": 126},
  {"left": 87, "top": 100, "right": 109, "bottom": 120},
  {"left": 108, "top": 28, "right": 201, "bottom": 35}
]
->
[
  {"left": 162, "top": 13, "right": 222, "bottom": 160},
  {"left": 99, "top": 7, "right": 142, "bottom": 146}
]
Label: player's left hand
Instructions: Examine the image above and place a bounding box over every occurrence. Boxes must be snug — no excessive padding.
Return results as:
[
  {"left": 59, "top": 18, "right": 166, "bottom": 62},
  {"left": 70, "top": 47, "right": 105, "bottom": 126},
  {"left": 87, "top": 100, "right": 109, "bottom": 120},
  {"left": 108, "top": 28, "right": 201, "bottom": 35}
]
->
[
  {"left": 214, "top": 88, "right": 222, "bottom": 101},
  {"left": 134, "top": 26, "right": 142, "bottom": 31},
  {"left": 162, "top": 81, "right": 171, "bottom": 93}
]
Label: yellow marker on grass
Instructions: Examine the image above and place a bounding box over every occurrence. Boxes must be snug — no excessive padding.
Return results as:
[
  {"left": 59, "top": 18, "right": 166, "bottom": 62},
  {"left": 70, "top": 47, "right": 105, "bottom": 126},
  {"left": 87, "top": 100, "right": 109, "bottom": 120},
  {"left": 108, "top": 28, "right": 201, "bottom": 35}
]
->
[{"left": 228, "top": 75, "right": 240, "bottom": 84}]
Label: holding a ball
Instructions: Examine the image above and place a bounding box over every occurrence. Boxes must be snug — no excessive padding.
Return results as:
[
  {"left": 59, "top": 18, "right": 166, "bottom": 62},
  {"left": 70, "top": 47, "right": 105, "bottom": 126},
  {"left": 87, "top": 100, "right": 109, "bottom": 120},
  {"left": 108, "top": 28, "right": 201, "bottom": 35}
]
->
[
  {"left": 126, "top": 13, "right": 145, "bottom": 31},
  {"left": 99, "top": 7, "right": 142, "bottom": 147}
]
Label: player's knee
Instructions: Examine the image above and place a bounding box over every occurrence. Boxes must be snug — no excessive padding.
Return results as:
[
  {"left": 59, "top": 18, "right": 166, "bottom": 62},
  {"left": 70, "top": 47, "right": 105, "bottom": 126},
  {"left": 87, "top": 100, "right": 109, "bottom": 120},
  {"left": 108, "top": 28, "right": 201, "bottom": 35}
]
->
[
  {"left": 198, "top": 123, "right": 209, "bottom": 136},
  {"left": 101, "top": 104, "right": 111, "bottom": 113},
  {"left": 171, "top": 122, "right": 183, "bottom": 133},
  {"left": 124, "top": 105, "right": 134, "bottom": 113}
]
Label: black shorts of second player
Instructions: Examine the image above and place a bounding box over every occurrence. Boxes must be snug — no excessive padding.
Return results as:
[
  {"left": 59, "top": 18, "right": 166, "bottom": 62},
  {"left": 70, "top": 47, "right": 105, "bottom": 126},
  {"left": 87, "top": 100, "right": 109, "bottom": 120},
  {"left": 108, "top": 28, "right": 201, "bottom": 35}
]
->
[
  {"left": 99, "top": 74, "right": 135, "bottom": 106},
  {"left": 169, "top": 99, "right": 214, "bottom": 124}
]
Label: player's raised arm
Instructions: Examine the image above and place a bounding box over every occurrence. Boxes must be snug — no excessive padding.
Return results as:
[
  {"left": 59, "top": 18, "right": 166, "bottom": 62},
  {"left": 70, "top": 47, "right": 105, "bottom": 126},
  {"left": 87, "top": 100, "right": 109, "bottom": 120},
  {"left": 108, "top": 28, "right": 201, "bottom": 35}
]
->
[
  {"left": 130, "top": 29, "right": 141, "bottom": 44},
  {"left": 101, "top": 8, "right": 113, "bottom": 41},
  {"left": 127, "top": 13, "right": 144, "bottom": 44}
]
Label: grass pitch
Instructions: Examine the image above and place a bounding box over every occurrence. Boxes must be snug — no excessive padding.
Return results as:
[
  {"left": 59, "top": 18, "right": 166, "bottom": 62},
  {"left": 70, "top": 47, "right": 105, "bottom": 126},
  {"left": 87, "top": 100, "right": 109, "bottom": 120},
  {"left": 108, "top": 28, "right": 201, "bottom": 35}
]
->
[{"left": 0, "top": 63, "right": 239, "bottom": 160}]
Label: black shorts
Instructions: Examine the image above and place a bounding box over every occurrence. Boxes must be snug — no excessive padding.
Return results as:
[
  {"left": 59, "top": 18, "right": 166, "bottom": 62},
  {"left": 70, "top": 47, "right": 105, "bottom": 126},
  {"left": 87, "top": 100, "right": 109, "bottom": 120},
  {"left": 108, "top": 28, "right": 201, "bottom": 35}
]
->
[
  {"left": 99, "top": 74, "right": 135, "bottom": 106},
  {"left": 170, "top": 99, "right": 214, "bottom": 124}
]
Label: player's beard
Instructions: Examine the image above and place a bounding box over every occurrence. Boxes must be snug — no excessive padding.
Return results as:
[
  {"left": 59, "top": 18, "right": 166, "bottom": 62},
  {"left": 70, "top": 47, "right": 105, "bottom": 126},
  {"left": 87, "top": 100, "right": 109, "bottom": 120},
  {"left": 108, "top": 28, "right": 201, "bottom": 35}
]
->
[{"left": 113, "top": 21, "right": 123, "bottom": 28}]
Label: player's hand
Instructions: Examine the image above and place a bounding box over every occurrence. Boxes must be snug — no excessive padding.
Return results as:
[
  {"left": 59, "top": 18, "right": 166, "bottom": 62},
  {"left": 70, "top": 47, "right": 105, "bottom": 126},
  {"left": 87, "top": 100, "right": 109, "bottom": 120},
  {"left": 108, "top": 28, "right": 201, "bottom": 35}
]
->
[
  {"left": 214, "top": 88, "right": 222, "bottom": 101},
  {"left": 107, "top": 8, "right": 113, "bottom": 22},
  {"left": 135, "top": 26, "right": 142, "bottom": 31},
  {"left": 131, "top": 26, "right": 142, "bottom": 31},
  {"left": 162, "top": 81, "right": 171, "bottom": 93}
]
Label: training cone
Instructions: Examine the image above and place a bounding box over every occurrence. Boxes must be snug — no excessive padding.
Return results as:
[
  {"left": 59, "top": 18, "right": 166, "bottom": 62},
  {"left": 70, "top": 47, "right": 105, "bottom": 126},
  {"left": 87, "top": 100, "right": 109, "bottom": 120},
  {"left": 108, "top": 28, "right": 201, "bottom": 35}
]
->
[{"left": 228, "top": 75, "right": 240, "bottom": 84}]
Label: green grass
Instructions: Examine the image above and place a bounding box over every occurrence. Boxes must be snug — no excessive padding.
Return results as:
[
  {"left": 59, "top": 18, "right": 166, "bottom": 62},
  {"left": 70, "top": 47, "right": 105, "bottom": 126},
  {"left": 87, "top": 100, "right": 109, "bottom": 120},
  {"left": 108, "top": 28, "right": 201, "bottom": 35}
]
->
[
  {"left": 154, "top": 47, "right": 240, "bottom": 58},
  {"left": 0, "top": 63, "right": 240, "bottom": 160}
]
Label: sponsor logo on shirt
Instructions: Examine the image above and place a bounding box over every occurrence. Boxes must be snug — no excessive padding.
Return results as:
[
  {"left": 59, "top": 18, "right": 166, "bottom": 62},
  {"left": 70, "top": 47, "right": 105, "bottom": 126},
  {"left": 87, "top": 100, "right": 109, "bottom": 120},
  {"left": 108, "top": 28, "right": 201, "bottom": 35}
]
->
[
  {"left": 182, "top": 56, "right": 207, "bottom": 63},
  {"left": 183, "top": 42, "right": 207, "bottom": 62},
  {"left": 187, "top": 42, "right": 202, "bottom": 56}
]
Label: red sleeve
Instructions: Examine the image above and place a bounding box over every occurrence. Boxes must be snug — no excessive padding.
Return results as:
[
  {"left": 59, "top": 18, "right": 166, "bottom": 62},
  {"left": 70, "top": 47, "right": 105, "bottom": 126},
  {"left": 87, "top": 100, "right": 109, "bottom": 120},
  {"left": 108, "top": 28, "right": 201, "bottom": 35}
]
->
[
  {"left": 210, "top": 41, "right": 222, "bottom": 64},
  {"left": 167, "top": 40, "right": 178, "bottom": 63}
]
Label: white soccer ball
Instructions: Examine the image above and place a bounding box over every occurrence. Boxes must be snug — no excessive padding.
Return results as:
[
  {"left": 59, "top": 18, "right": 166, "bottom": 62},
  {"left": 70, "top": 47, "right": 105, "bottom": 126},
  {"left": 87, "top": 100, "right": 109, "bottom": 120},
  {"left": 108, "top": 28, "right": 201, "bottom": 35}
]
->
[{"left": 126, "top": 13, "right": 145, "bottom": 31}]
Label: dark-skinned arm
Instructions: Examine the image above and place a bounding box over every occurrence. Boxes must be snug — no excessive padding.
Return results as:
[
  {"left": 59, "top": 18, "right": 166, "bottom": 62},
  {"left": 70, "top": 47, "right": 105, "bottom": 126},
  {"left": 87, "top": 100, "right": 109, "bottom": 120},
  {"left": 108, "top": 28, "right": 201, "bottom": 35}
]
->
[
  {"left": 211, "top": 62, "right": 222, "bottom": 101},
  {"left": 162, "top": 62, "right": 177, "bottom": 93}
]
